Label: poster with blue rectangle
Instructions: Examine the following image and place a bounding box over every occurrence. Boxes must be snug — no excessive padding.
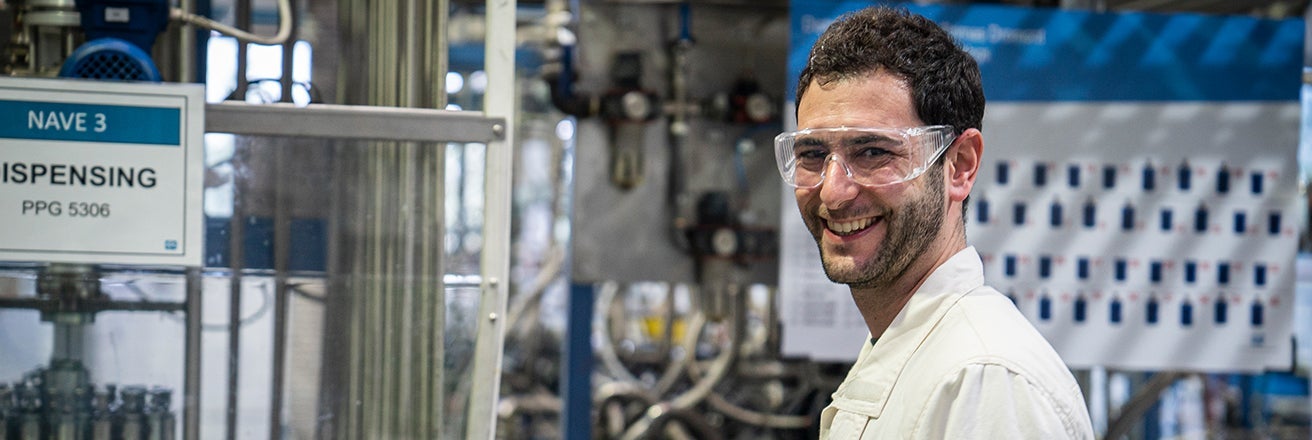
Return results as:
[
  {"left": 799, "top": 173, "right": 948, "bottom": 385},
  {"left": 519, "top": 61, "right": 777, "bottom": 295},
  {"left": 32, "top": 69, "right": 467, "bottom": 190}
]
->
[{"left": 778, "top": 1, "right": 1303, "bottom": 372}]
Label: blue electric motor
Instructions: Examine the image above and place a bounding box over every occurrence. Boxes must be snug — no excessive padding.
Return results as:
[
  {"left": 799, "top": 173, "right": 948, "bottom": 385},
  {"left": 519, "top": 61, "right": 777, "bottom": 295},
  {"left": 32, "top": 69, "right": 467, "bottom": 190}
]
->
[{"left": 59, "top": 0, "right": 170, "bottom": 82}]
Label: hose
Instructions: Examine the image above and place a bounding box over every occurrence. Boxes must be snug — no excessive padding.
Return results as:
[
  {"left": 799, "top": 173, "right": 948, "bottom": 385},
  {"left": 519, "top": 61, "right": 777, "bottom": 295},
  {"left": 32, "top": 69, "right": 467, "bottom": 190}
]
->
[
  {"left": 505, "top": 244, "right": 566, "bottom": 338},
  {"left": 619, "top": 287, "right": 742, "bottom": 440},
  {"left": 171, "top": 0, "right": 293, "bottom": 45},
  {"left": 595, "top": 281, "right": 642, "bottom": 384}
]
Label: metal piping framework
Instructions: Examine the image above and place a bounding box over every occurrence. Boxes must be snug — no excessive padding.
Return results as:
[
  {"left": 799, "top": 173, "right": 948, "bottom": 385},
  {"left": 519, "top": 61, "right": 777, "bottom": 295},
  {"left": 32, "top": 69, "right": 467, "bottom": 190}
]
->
[{"left": 206, "top": 103, "right": 504, "bottom": 439}]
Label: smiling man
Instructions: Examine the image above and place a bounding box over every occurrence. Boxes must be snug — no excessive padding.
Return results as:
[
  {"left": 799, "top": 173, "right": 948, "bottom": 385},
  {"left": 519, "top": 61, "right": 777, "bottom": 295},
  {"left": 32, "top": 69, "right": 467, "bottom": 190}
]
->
[{"left": 779, "top": 7, "right": 1094, "bottom": 439}]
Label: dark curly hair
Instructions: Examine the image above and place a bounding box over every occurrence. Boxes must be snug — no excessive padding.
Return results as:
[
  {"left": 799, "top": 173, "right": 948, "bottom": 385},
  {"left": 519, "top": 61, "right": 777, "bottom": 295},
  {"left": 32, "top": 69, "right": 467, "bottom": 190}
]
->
[{"left": 796, "top": 7, "right": 985, "bottom": 132}]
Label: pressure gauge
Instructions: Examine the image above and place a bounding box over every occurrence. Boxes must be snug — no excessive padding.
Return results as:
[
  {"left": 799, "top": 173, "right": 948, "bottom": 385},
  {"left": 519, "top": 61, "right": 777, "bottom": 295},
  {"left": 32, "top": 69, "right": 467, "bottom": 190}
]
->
[
  {"left": 621, "top": 91, "right": 651, "bottom": 121},
  {"left": 745, "top": 93, "right": 774, "bottom": 123},
  {"left": 711, "top": 228, "right": 738, "bottom": 256}
]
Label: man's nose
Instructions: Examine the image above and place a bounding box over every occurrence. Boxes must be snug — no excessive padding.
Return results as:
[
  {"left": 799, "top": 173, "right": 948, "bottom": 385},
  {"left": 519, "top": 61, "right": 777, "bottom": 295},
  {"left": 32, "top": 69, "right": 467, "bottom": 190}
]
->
[{"left": 819, "top": 155, "right": 859, "bottom": 208}]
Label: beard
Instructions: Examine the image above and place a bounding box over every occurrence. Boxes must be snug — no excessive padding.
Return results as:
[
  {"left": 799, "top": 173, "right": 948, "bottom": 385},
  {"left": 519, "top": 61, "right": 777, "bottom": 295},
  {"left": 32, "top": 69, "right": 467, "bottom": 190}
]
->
[{"left": 808, "top": 165, "right": 946, "bottom": 290}]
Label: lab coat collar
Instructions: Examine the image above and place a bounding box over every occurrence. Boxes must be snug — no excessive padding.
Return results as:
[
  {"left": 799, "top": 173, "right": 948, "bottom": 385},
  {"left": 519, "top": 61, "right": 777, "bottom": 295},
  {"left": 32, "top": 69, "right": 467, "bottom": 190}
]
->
[{"left": 828, "top": 246, "right": 986, "bottom": 418}]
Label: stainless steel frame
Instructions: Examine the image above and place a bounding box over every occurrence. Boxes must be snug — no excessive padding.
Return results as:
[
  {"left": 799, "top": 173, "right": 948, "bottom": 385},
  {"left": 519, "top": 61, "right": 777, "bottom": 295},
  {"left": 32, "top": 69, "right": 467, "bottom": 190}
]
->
[
  {"left": 207, "top": 99, "right": 507, "bottom": 440},
  {"left": 466, "top": 0, "right": 517, "bottom": 437},
  {"left": 205, "top": 102, "right": 505, "bottom": 144}
]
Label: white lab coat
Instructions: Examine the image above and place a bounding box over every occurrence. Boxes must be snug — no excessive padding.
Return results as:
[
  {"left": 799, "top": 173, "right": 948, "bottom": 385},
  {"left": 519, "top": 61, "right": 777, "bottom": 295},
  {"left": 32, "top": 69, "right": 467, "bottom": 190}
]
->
[{"left": 819, "top": 247, "right": 1095, "bottom": 439}]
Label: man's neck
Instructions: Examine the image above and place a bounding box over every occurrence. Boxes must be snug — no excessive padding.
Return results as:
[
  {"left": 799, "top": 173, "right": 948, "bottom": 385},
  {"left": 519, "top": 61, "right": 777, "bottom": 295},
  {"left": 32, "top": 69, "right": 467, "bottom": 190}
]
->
[{"left": 850, "top": 239, "right": 966, "bottom": 339}]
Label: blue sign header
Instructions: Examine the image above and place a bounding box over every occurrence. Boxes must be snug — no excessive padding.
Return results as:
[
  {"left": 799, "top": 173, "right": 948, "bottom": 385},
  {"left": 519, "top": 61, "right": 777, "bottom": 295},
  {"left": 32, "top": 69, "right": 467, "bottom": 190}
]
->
[
  {"left": 789, "top": 1, "right": 1304, "bottom": 102},
  {"left": 0, "top": 100, "right": 181, "bottom": 145}
]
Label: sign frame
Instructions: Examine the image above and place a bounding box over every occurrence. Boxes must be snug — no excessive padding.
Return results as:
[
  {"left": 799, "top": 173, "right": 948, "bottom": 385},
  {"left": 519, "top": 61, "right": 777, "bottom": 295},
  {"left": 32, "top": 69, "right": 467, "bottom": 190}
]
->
[{"left": 0, "top": 77, "right": 205, "bottom": 267}]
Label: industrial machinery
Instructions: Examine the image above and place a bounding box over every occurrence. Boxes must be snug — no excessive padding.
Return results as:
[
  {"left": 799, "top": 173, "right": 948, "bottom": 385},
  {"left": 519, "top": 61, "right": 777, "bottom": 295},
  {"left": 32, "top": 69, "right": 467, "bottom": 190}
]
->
[
  {"left": 1, "top": 0, "right": 1308, "bottom": 439},
  {"left": 0, "top": 0, "right": 515, "bottom": 438},
  {"left": 0, "top": 265, "right": 186, "bottom": 440},
  {"left": 2, "top": 1, "right": 196, "bottom": 437}
]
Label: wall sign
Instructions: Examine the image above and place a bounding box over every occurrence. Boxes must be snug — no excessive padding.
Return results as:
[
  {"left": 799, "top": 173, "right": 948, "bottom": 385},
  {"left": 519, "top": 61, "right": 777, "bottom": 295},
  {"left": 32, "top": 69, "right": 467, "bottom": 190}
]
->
[{"left": 0, "top": 77, "right": 204, "bottom": 267}]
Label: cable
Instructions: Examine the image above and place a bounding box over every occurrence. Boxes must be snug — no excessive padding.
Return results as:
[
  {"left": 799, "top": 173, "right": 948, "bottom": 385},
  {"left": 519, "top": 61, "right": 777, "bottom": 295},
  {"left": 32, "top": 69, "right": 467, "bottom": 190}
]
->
[
  {"left": 287, "top": 282, "right": 326, "bottom": 303},
  {"left": 171, "top": 0, "right": 293, "bottom": 45},
  {"left": 120, "top": 278, "right": 274, "bottom": 330}
]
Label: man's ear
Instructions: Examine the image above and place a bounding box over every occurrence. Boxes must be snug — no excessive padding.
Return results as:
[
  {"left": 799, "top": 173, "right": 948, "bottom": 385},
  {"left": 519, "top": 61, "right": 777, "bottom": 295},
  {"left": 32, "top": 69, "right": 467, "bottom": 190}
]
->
[{"left": 946, "top": 128, "right": 982, "bottom": 203}]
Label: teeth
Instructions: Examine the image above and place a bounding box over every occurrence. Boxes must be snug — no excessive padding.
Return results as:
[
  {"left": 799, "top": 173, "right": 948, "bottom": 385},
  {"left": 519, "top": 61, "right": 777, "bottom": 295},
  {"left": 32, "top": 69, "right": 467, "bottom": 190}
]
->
[{"left": 828, "top": 217, "right": 874, "bottom": 235}]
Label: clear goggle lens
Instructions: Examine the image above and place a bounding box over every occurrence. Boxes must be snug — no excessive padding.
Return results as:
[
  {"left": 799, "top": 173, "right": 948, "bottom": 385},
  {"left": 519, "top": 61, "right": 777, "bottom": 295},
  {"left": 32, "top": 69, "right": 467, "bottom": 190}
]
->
[{"left": 773, "top": 125, "right": 955, "bottom": 188}]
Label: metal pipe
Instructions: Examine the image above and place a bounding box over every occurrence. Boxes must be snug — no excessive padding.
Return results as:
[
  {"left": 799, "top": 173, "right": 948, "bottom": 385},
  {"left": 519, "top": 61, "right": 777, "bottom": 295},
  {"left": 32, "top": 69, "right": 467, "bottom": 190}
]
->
[
  {"left": 376, "top": 144, "right": 392, "bottom": 437},
  {"left": 224, "top": 142, "right": 246, "bottom": 440},
  {"left": 342, "top": 144, "right": 364, "bottom": 437},
  {"left": 279, "top": 0, "right": 296, "bottom": 104},
  {"left": 399, "top": 23, "right": 423, "bottom": 440},
  {"left": 0, "top": 298, "right": 187, "bottom": 313},
  {"left": 666, "top": 3, "right": 694, "bottom": 248},
  {"left": 178, "top": 0, "right": 194, "bottom": 82},
  {"left": 419, "top": 137, "right": 445, "bottom": 438},
  {"left": 52, "top": 323, "right": 81, "bottom": 360},
  {"left": 268, "top": 133, "right": 292, "bottom": 439},
  {"left": 380, "top": 0, "right": 396, "bottom": 107},
  {"left": 431, "top": 0, "right": 449, "bottom": 108},
  {"left": 388, "top": 142, "right": 412, "bottom": 437},
  {"left": 403, "top": 0, "right": 420, "bottom": 108},
  {"left": 233, "top": 0, "right": 251, "bottom": 100},
  {"left": 312, "top": 0, "right": 450, "bottom": 436},
  {"left": 183, "top": 267, "right": 202, "bottom": 440},
  {"left": 356, "top": 148, "right": 374, "bottom": 439},
  {"left": 316, "top": 136, "right": 352, "bottom": 438},
  {"left": 363, "top": 146, "right": 384, "bottom": 437},
  {"left": 389, "top": 148, "right": 402, "bottom": 436}
]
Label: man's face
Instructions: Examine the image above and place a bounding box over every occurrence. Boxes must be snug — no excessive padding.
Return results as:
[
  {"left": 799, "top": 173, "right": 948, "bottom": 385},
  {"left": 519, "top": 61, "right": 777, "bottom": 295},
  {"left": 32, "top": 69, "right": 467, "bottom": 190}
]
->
[{"left": 794, "top": 72, "right": 946, "bottom": 289}]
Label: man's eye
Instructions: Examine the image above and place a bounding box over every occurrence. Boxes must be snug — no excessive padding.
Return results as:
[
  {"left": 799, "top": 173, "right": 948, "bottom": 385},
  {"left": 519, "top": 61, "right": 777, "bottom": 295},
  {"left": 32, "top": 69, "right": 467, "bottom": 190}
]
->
[
  {"left": 854, "top": 147, "right": 892, "bottom": 159},
  {"left": 796, "top": 148, "right": 828, "bottom": 161}
]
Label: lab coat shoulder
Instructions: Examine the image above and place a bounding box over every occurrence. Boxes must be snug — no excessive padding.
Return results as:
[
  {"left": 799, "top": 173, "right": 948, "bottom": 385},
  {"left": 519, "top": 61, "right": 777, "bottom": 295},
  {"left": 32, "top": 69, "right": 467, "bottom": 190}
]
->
[{"left": 902, "top": 288, "right": 1094, "bottom": 439}]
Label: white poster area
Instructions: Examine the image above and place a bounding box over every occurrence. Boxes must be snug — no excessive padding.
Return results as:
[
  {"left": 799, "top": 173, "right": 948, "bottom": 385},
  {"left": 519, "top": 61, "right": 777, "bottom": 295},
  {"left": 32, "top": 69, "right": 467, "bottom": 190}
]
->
[{"left": 780, "top": 101, "right": 1300, "bottom": 372}]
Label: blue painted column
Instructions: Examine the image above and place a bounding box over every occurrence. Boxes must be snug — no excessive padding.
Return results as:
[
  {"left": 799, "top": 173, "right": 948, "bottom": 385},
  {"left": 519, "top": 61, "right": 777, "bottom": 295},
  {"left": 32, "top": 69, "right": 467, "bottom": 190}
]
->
[{"left": 563, "top": 283, "right": 595, "bottom": 439}]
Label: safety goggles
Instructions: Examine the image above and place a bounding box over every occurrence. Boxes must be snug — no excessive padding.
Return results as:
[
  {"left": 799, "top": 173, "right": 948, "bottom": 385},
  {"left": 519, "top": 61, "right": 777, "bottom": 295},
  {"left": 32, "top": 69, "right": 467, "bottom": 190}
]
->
[{"left": 774, "top": 125, "right": 956, "bottom": 188}]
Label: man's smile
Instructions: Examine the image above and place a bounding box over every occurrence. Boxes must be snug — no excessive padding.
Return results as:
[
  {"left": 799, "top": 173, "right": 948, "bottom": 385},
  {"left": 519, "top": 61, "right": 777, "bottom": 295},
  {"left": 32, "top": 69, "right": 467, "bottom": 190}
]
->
[{"left": 822, "top": 215, "right": 882, "bottom": 237}]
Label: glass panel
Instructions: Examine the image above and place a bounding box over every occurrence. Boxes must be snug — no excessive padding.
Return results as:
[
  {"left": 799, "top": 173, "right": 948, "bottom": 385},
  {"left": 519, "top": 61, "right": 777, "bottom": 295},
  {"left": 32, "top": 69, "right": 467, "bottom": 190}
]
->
[{"left": 0, "top": 132, "right": 485, "bottom": 439}]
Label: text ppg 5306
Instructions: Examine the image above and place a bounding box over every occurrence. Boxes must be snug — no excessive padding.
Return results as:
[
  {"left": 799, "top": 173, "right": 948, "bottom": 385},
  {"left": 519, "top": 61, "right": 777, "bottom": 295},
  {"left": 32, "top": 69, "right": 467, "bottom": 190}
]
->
[{"left": 20, "top": 200, "right": 111, "bottom": 218}]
